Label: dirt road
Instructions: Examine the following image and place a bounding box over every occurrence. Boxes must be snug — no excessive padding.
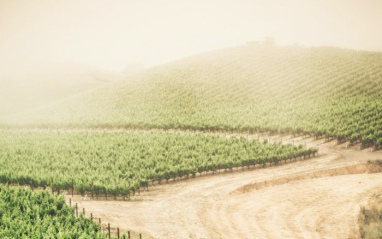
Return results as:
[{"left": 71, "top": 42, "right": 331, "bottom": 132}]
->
[{"left": 71, "top": 135, "right": 382, "bottom": 239}]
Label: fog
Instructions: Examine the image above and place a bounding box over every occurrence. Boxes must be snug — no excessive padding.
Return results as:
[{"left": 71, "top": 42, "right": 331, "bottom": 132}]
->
[
  {"left": 1, "top": 0, "right": 382, "bottom": 116},
  {"left": 1, "top": 0, "right": 382, "bottom": 76}
]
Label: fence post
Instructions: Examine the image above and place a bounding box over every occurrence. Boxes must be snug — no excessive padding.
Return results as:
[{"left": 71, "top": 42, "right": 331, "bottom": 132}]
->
[
  {"left": 51, "top": 178, "right": 54, "bottom": 194},
  {"left": 108, "top": 223, "right": 110, "bottom": 239},
  {"left": 128, "top": 231, "right": 131, "bottom": 239},
  {"left": 117, "top": 228, "right": 120, "bottom": 239},
  {"left": 91, "top": 213, "right": 93, "bottom": 220},
  {"left": 140, "top": 233, "right": 142, "bottom": 239},
  {"left": 75, "top": 203, "right": 78, "bottom": 217},
  {"left": 69, "top": 198, "right": 71, "bottom": 207}
]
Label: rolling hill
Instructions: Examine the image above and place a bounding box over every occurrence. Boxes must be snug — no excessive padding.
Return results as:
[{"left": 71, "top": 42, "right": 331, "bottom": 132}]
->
[{"left": 2, "top": 43, "right": 382, "bottom": 147}]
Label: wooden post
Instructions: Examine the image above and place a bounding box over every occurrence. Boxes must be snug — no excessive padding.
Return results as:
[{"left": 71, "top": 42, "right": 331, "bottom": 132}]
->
[
  {"left": 108, "top": 223, "right": 110, "bottom": 239},
  {"left": 75, "top": 203, "right": 78, "bottom": 217},
  {"left": 91, "top": 213, "right": 93, "bottom": 220},
  {"left": 128, "top": 231, "right": 131, "bottom": 239},
  {"left": 69, "top": 198, "right": 71, "bottom": 207},
  {"left": 117, "top": 228, "right": 120, "bottom": 239},
  {"left": 51, "top": 178, "right": 54, "bottom": 194},
  {"left": 140, "top": 233, "right": 142, "bottom": 239},
  {"left": 72, "top": 180, "right": 74, "bottom": 197}
]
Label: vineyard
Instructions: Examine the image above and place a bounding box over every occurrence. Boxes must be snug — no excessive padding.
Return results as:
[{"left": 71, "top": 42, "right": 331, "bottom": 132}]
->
[
  {"left": 0, "top": 43, "right": 381, "bottom": 238},
  {"left": 0, "top": 130, "right": 314, "bottom": 197},
  {"left": 2, "top": 45, "right": 382, "bottom": 147},
  {"left": 0, "top": 185, "right": 109, "bottom": 238}
]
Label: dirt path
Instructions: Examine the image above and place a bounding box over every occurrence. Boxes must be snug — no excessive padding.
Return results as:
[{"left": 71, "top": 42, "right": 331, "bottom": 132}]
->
[{"left": 68, "top": 135, "right": 382, "bottom": 239}]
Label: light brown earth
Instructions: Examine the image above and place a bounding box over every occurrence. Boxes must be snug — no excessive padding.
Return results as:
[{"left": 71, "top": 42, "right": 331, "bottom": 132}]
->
[{"left": 68, "top": 134, "right": 382, "bottom": 239}]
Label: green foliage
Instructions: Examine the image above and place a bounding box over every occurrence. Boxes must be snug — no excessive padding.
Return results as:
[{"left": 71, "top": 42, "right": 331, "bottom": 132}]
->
[
  {"left": 0, "top": 186, "right": 106, "bottom": 238},
  {"left": 0, "top": 131, "right": 313, "bottom": 196}
]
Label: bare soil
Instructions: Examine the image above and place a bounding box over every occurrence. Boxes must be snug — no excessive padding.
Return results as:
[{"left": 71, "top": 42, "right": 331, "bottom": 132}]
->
[{"left": 67, "top": 135, "right": 382, "bottom": 239}]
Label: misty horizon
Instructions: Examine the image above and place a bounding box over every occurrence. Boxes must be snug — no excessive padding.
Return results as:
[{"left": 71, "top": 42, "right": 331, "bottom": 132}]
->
[{"left": 1, "top": 0, "right": 382, "bottom": 77}]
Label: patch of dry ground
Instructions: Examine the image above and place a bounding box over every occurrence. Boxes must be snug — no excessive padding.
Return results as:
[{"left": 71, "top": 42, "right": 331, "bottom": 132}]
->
[{"left": 68, "top": 135, "right": 382, "bottom": 239}]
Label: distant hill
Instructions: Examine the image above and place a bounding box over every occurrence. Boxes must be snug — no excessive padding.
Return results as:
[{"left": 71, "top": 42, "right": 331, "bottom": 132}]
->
[
  {"left": 0, "top": 63, "right": 122, "bottom": 117},
  {"left": 3, "top": 44, "right": 382, "bottom": 147}
]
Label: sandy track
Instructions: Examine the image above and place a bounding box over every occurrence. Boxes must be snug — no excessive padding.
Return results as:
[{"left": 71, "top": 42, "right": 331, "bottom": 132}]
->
[{"left": 70, "top": 136, "right": 382, "bottom": 239}]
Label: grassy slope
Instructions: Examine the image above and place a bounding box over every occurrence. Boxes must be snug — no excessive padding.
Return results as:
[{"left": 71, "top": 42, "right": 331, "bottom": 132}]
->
[
  {"left": 359, "top": 185, "right": 382, "bottom": 239},
  {"left": 3, "top": 43, "right": 382, "bottom": 146}
]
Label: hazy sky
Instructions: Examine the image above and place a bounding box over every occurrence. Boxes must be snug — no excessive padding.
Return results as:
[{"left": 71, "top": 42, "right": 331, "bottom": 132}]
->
[{"left": 1, "top": 0, "right": 382, "bottom": 74}]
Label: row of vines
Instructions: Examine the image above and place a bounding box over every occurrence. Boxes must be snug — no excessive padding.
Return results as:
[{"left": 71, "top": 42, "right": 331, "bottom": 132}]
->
[
  {"left": 0, "top": 131, "right": 315, "bottom": 197},
  {"left": 0, "top": 185, "right": 114, "bottom": 238}
]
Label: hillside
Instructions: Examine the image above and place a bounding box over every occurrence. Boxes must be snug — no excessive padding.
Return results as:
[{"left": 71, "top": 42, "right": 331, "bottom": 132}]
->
[{"left": 3, "top": 44, "right": 382, "bottom": 147}]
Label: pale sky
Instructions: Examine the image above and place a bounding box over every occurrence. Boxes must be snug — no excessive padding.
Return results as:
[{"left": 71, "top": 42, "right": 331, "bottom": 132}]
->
[{"left": 1, "top": 0, "right": 382, "bottom": 75}]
